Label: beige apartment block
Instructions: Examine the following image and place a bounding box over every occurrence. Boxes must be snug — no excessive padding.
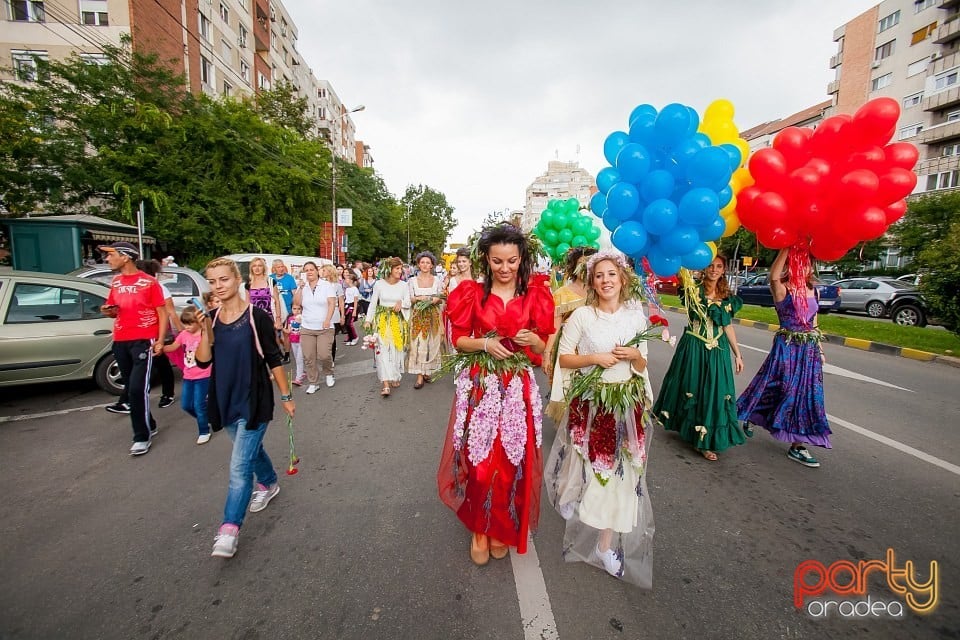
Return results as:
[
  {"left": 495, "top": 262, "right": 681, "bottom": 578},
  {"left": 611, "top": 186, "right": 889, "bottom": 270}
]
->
[
  {"left": 521, "top": 160, "right": 596, "bottom": 232},
  {"left": 1, "top": 0, "right": 130, "bottom": 82},
  {"left": 829, "top": 0, "right": 960, "bottom": 195},
  {"left": 195, "top": 0, "right": 256, "bottom": 99}
]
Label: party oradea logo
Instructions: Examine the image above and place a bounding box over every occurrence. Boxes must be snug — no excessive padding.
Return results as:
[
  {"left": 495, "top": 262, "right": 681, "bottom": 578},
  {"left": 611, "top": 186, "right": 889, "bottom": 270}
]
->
[{"left": 794, "top": 549, "right": 939, "bottom": 619}]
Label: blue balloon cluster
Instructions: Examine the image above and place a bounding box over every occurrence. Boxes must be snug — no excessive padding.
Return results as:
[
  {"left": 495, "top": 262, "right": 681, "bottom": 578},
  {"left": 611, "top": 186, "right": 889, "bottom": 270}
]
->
[{"left": 590, "top": 103, "right": 738, "bottom": 276}]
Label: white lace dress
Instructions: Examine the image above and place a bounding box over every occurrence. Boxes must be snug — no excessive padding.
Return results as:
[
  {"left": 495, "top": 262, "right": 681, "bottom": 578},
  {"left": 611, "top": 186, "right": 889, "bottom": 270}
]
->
[
  {"left": 407, "top": 274, "right": 444, "bottom": 376},
  {"left": 365, "top": 280, "right": 411, "bottom": 382},
  {"left": 544, "top": 303, "right": 657, "bottom": 587}
]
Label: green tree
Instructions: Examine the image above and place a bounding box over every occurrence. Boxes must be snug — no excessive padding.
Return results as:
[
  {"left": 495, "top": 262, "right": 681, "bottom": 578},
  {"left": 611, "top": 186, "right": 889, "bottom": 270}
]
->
[
  {"left": 894, "top": 191, "right": 960, "bottom": 256},
  {"left": 253, "top": 81, "right": 312, "bottom": 138},
  {"left": 915, "top": 221, "right": 960, "bottom": 334},
  {"left": 401, "top": 184, "right": 456, "bottom": 260}
]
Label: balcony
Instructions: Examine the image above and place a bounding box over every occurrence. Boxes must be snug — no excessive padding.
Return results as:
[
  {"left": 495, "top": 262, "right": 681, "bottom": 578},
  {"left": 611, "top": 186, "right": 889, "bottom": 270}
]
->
[
  {"left": 933, "top": 14, "right": 960, "bottom": 44},
  {"left": 830, "top": 51, "right": 843, "bottom": 68},
  {"left": 918, "top": 154, "right": 960, "bottom": 174},
  {"left": 931, "top": 50, "right": 960, "bottom": 75},
  {"left": 917, "top": 119, "right": 960, "bottom": 144},
  {"left": 923, "top": 85, "right": 960, "bottom": 111},
  {"left": 253, "top": 0, "right": 270, "bottom": 51},
  {"left": 827, "top": 80, "right": 839, "bottom": 95},
  {"left": 941, "top": 0, "right": 960, "bottom": 9}
]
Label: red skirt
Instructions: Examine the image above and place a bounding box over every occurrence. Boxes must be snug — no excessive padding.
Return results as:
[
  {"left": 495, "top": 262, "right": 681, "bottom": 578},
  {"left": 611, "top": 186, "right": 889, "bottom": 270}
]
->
[{"left": 436, "top": 368, "right": 543, "bottom": 553}]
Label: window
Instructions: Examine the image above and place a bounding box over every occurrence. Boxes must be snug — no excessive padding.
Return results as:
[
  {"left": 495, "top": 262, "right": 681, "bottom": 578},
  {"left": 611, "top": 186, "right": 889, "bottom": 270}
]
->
[
  {"left": 240, "top": 60, "right": 250, "bottom": 83},
  {"left": 238, "top": 24, "right": 247, "bottom": 48},
  {"left": 199, "top": 11, "right": 211, "bottom": 41},
  {"left": 282, "top": 47, "right": 288, "bottom": 64},
  {"left": 79, "top": 0, "right": 107, "bottom": 25},
  {"left": 949, "top": 110, "right": 960, "bottom": 123},
  {"left": 899, "top": 122, "right": 923, "bottom": 139},
  {"left": 317, "top": 87, "right": 327, "bottom": 99},
  {"left": 222, "top": 80, "right": 232, "bottom": 97},
  {"left": 926, "top": 170, "right": 960, "bottom": 189},
  {"left": 221, "top": 38, "right": 231, "bottom": 60},
  {"left": 10, "top": 0, "right": 44, "bottom": 21},
  {"left": 258, "top": 72, "right": 270, "bottom": 90},
  {"left": 6, "top": 284, "right": 86, "bottom": 323},
  {"left": 935, "top": 70, "right": 959, "bottom": 90},
  {"left": 907, "top": 59, "right": 928, "bottom": 78},
  {"left": 871, "top": 73, "right": 893, "bottom": 91},
  {"left": 912, "top": 22, "right": 937, "bottom": 44},
  {"left": 915, "top": 0, "right": 936, "bottom": 12},
  {"left": 943, "top": 143, "right": 960, "bottom": 156},
  {"left": 271, "top": 30, "right": 278, "bottom": 50},
  {"left": 11, "top": 49, "right": 47, "bottom": 81},
  {"left": 903, "top": 92, "right": 924, "bottom": 108},
  {"left": 879, "top": 10, "right": 900, "bottom": 32},
  {"left": 875, "top": 40, "right": 895, "bottom": 61},
  {"left": 218, "top": 2, "right": 228, "bottom": 23},
  {"left": 79, "top": 53, "right": 109, "bottom": 65},
  {"left": 280, "top": 18, "right": 287, "bottom": 36},
  {"left": 200, "top": 55, "right": 213, "bottom": 86},
  {"left": 318, "top": 106, "right": 328, "bottom": 120}
]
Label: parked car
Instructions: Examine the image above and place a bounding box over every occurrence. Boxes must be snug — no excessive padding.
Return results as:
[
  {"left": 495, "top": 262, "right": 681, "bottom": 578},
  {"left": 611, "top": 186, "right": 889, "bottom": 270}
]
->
[
  {"left": 70, "top": 265, "right": 209, "bottom": 310},
  {"left": 896, "top": 273, "right": 922, "bottom": 286},
  {"left": 654, "top": 275, "right": 679, "bottom": 295},
  {"left": 833, "top": 278, "right": 932, "bottom": 327},
  {"left": 736, "top": 273, "right": 841, "bottom": 312},
  {"left": 0, "top": 271, "right": 123, "bottom": 394}
]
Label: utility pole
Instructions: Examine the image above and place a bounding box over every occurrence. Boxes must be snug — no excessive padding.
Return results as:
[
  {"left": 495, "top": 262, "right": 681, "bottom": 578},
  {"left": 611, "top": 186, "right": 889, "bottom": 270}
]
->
[{"left": 331, "top": 155, "right": 337, "bottom": 264}]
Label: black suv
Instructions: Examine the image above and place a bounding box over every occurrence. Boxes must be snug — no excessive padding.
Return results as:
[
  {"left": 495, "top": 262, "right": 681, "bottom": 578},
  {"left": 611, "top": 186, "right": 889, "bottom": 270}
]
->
[{"left": 883, "top": 286, "right": 932, "bottom": 328}]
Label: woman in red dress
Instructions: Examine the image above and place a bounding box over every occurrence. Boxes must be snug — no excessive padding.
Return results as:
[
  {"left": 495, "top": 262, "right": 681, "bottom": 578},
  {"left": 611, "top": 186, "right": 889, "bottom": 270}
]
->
[{"left": 438, "top": 224, "right": 555, "bottom": 565}]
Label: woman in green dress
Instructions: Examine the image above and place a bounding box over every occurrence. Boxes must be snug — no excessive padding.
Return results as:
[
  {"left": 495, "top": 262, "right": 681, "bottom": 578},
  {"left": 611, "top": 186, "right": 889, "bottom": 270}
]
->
[{"left": 653, "top": 254, "right": 745, "bottom": 461}]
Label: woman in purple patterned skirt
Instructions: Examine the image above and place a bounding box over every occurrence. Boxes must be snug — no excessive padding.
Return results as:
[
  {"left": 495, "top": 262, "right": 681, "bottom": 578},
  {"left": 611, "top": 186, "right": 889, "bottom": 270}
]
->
[{"left": 736, "top": 247, "right": 831, "bottom": 468}]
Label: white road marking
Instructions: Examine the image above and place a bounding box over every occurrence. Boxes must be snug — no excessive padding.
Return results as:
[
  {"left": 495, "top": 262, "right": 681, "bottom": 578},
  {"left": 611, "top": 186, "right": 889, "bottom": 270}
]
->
[
  {"left": 738, "top": 344, "right": 913, "bottom": 392},
  {"left": 510, "top": 536, "right": 559, "bottom": 640},
  {"left": 827, "top": 413, "right": 960, "bottom": 478},
  {"left": 0, "top": 403, "right": 111, "bottom": 424}
]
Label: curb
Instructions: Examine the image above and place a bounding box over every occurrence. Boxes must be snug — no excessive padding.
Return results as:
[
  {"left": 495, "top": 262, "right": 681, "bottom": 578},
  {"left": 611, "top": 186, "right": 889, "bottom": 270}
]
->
[{"left": 661, "top": 305, "right": 958, "bottom": 367}]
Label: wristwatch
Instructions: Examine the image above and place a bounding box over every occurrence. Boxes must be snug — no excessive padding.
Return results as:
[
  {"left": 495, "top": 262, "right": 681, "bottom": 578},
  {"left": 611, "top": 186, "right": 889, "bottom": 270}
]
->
[{"left": 280, "top": 393, "right": 293, "bottom": 402}]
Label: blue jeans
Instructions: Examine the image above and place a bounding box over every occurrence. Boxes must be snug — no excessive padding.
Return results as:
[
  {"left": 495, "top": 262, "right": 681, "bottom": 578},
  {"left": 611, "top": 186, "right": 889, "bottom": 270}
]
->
[
  {"left": 222, "top": 418, "right": 278, "bottom": 527},
  {"left": 180, "top": 378, "right": 210, "bottom": 435}
]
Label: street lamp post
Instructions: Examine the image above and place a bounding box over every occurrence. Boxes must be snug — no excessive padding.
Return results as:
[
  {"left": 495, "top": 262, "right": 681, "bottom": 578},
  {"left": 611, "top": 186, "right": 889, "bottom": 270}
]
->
[
  {"left": 406, "top": 201, "right": 412, "bottom": 266},
  {"left": 331, "top": 104, "right": 365, "bottom": 263}
]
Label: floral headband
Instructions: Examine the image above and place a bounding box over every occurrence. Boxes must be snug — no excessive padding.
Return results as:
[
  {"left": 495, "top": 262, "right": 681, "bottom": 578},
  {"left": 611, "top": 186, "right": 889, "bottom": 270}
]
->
[{"left": 586, "top": 250, "right": 631, "bottom": 277}]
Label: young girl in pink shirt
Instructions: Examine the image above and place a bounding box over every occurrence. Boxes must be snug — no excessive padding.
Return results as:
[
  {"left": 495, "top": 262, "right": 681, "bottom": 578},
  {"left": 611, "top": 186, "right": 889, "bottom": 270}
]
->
[{"left": 164, "top": 306, "right": 213, "bottom": 444}]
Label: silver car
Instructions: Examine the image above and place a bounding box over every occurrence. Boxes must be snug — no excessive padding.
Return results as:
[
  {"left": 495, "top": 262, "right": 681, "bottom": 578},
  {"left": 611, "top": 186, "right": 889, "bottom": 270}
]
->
[
  {"left": 70, "top": 265, "right": 210, "bottom": 310},
  {"left": 0, "top": 271, "right": 123, "bottom": 394},
  {"left": 832, "top": 278, "right": 916, "bottom": 318}
]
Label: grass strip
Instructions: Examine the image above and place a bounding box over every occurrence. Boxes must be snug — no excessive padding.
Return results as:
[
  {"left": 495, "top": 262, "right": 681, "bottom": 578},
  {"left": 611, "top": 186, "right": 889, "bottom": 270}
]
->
[{"left": 658, "top": 294, "right": 960, "bottom": 356}]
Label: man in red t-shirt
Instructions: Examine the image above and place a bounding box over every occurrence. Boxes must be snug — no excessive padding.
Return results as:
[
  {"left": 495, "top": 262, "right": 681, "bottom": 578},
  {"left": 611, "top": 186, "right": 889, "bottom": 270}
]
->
[{"left": 99, "top": 242, "right": 168, "bottom": 456}]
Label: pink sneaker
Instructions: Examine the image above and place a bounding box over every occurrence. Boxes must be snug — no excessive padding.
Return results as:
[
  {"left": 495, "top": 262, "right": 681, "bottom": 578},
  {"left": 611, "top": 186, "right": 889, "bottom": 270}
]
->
[{"left": 293, "top": 376, "right": 305, "bottom": 386}]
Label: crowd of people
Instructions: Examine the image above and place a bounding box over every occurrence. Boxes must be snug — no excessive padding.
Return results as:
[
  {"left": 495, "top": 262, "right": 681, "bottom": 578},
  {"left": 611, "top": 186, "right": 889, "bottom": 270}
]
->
[{"left": 96, "top": 226, "right": 830, "bottom": 579}]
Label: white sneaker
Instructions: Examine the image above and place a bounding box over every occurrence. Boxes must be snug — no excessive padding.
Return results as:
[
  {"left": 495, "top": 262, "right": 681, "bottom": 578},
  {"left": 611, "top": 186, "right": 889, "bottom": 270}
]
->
[
  {"left": 211, "top": 530, "right": 238, "bottom": 558},
  {"left": 249, "top": 483, "right": 280, "bottom": 513},
  {"left": 598, "top": 545, "right": 621, "bottom": 577},
  {"left": 305, "top": 384, "right": 319, "bottom": 394},
  {"left": 558, "top": 502, "right": 576, "bottom": 521},
  {"left": 197, "top": 433, "right": 211, "bottom": 445},
  {"left": 129, "top": 440, "right": 151, "bottom": 456},
  {"left": 325, "top": 375, "right": 335, "bottom": 387}
]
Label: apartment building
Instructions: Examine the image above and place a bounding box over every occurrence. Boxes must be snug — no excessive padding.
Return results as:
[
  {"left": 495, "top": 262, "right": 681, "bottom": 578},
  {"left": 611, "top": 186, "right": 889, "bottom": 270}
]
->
[
  {"left": 520, "top": 160, "right": 596, "bottom": 232},
  {"left": 0, "top": 0, "right": 130, "bottom": 81},
  {"left": 829, "top": 0, "right": 960, "bottom": 195}
]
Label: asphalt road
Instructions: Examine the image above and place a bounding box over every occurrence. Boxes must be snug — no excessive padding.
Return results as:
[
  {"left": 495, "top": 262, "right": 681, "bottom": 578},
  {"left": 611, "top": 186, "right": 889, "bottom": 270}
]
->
[{"left": 0, "top": 314, "right": 957, "bottom": 640}]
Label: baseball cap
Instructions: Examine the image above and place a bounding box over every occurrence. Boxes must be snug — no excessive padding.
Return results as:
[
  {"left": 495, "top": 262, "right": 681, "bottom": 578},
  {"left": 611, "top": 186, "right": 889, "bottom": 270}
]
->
[{"left": 98, "top": 241, "right": 140, "bottom": 259}]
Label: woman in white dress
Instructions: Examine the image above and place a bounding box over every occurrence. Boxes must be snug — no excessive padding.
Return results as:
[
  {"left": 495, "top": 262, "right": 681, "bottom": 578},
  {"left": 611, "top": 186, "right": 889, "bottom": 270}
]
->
[
  {"left": 544, "top": 250, "right": 657, "bottom": 587},
  {"left": 364, "top": 257, "right": 411, "bottom": 397},
  {"left": 407, "top": 251, "right": 445, "bottom": 389}
]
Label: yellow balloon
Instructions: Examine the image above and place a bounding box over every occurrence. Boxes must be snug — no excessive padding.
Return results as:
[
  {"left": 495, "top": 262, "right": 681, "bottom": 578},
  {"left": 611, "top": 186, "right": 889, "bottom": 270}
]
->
[
  {"left": 733, "top": 138, "right": 751, "bottom": 168},
  {"left": 706, "top": 241, "right": 718, "bottom": 258},
  {"left": 721, "top": 214, "right": 741, "bottom": 238},
  {"left": 721, "top": 195, "right": 738, "bottom": 216},
  {"left": 704, "top": 99, "right": 735, "bottom": 122},
  {"left": 733, "top": 167, "right": 754, "bottom": 190}
]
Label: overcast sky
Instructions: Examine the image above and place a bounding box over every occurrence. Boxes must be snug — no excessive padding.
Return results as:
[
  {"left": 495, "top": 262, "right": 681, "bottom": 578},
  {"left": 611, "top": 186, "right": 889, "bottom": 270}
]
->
[{"left": 286, "top": 0, "right": 878, "bottom": 246}]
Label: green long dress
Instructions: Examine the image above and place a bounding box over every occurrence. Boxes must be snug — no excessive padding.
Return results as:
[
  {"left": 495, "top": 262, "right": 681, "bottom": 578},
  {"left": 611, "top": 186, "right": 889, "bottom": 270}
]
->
[{"left": 653, "top": 286, "right": 745, "bottom": 453}]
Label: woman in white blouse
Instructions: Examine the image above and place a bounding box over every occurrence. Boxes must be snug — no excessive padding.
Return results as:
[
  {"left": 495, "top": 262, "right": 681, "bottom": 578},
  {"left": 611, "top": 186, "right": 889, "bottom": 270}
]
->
[
  {"left": 293, "top": 261, "right": 337, "bottom": 394},
  {"left": 407, "top": 251, "right": 444, "bottom": 389},
  {"left": 364, "top": 257, "right": 411, "bottom": 397}
]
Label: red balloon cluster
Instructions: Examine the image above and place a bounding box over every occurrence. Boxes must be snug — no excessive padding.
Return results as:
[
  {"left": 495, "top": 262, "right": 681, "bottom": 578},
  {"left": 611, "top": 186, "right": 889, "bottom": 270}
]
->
[{"left": 736, "top": 98, "right": 919, "bottom": 261}]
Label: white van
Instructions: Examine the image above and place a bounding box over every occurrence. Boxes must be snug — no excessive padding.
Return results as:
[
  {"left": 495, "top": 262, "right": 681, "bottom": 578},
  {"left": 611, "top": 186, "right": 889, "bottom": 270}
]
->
[{"left": 224, "top": 253, "right": 333, "bottom": 281}]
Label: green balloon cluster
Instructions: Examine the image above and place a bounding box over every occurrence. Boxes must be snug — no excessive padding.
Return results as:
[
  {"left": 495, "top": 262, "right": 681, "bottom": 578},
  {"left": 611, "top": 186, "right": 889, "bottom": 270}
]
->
[{"left": 533, "top": 197, "right": 602, "bottom": 261}]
